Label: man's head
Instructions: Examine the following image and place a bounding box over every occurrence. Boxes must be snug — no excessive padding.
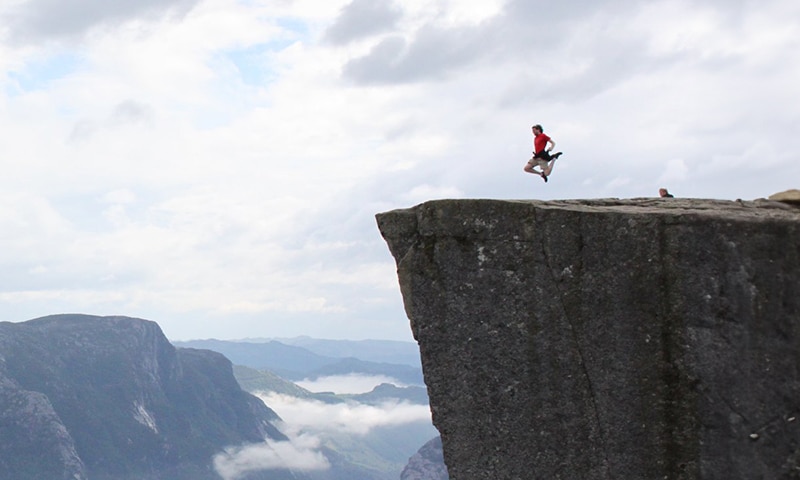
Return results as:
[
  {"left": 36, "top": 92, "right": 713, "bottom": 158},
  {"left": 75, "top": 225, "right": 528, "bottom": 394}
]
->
[
  {"left": 532, "top": 124, "right": 543, "bottom": 134},
  {"left": 659, "top": 188, "right": 669, "bottom": 197}
]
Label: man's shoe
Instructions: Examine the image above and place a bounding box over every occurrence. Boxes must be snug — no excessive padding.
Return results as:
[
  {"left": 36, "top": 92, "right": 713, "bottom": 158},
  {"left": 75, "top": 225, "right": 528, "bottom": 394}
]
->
[
  {"left": 551, "top": 152, "right": 562, "bottom": 160},
  {"left": 541, "top": 172, "right": 548, "bottom": 183}
]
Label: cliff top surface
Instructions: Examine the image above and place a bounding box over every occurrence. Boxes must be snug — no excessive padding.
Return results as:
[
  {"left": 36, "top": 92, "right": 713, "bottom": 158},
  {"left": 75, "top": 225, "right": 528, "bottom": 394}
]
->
[
  {"left": 380, "top": 196, "right": 800, "bottom": 221},
  {"left": 377, "top": 197, "right": 800, "bottom": 261}
]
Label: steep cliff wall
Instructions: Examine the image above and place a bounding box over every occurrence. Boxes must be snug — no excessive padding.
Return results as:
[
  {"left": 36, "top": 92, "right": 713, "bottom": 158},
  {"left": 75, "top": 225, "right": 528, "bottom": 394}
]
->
[
  {"left": 0, "top": 314, "right": 291, "bottom": 480},
  {"left": 377, "top": 198, "right": 800, "bottom": 480}
]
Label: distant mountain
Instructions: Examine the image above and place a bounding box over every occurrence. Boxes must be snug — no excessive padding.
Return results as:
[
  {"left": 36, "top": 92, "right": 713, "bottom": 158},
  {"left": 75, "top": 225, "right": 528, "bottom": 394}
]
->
[
  {"left": 172, "top": 339, "right": 333, "bottom": 379},
  {"left": 232, "top": 365, "right": 339, "bottom": 403},
  {"left": 233, "top": 366, "right": 429, "bottom": 406},
  {"left": 346, "top": 383, "right": 430, "bottom": 406},
  {"left": 0, "top": 314, "right": 296, "bottom": 480},
  {"left": 401, "top": 436, "right": 449, "bottom": 480},
  {"left": 309, "top": 357, "right": 424, "bottom": 385},
  {"left": 175, "top": 339, "right": 424, "bottom": 384},
  {"left": 263, "top": 336, "right": 421, "bottom": 368}
]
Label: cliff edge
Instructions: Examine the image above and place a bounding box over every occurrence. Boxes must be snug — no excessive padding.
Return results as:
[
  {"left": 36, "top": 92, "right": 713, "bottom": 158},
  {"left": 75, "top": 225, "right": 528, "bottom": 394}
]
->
[{"left": 376, "top": 198, "right": 800, "bottom": 480}]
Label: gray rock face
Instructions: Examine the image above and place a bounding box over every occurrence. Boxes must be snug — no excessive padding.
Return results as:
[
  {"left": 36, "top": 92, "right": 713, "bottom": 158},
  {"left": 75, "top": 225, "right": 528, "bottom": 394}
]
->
[
  {"left": 401, "top": 436, "right": 448, "bottom": 480},
  {"left": 0, "top": 314, "right": 291, "bottom": 480},
  {"left": 376, "top": 198, "right": 800, "bottom": 480},
  {"left": 0, "top": 375, "right": 86, "bottom": 479}
]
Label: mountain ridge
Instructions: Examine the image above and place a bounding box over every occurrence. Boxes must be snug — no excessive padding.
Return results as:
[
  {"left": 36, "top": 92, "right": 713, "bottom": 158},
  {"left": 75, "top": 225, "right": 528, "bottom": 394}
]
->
[
  {"left": 0, "top": 314, "right": 295, "bottom": 480},
  {"left": 175, "top": 338, "right": 424, "bottom": 384}
]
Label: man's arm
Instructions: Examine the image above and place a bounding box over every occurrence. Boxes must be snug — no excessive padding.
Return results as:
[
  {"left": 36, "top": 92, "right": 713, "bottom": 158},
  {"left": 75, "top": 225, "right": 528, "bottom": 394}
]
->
[{"left": 546, "top": 139, "right": 556, "bottom": 152}]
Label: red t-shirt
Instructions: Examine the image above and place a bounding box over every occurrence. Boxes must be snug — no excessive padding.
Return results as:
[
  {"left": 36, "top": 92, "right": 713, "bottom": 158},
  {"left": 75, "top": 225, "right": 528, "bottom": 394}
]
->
[{"left": 534, "top": 133, "right": 550, "bottom": 153}]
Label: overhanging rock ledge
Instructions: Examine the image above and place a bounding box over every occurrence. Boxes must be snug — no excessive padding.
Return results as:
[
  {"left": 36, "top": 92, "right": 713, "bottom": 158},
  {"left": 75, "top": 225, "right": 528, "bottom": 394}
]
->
[{"left": 376, "top": 198, "right": 800, "bottom": 480}]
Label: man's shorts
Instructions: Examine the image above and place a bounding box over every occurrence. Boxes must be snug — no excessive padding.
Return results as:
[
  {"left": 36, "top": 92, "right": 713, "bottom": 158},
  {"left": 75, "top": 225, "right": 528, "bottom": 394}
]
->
[{"left": 533, "top": 150, "right": 552, "bottom": 161}]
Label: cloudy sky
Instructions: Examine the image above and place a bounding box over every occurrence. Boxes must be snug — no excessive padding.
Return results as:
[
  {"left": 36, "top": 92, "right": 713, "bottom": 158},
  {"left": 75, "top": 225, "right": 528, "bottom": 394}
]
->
[{"left": 1, "top": 0, "right": 798, "bottom": 342}]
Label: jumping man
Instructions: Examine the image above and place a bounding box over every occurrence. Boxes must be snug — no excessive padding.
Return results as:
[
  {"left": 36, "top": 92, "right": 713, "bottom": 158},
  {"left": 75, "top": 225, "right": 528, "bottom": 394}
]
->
[{"left": 524, "top": 124, "right": 562, "bottom": 182}]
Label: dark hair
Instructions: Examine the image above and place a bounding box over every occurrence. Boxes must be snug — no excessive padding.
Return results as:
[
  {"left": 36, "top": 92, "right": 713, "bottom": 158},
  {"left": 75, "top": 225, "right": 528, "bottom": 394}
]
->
[{"left": 532, "top": 124, "right": 543, "bottom": 132}]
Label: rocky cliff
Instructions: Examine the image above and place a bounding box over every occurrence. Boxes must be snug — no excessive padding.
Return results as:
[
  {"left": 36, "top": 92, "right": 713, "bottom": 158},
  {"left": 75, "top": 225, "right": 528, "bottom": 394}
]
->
[
  {"left": 401, "top": 436, "right": 448, "bottom": 480},
  {"left": 377, "top": 198, "right": 800, "bottom": 480},
  {"left": 0, "top": 314, "right": 292, "bottom": 480}
]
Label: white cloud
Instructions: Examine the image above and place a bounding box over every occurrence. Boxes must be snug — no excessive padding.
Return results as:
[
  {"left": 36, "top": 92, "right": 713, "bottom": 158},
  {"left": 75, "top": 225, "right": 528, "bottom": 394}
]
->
[
  {"left": 213, "top": 384, "right": 432, "bottom": 479},
  {"left": 100, "top": 188, "right": 138, "bottom": 205},
  {"left": 402, "top": 184, "right": 464, "bottom": 203},
  {"left": 438, "top": 0, "right": 506, "bottom": 26},
  {"left": 257, "top": 392, "right": 432, "bottom": 435},
  {"left": 4, "top": 0, "right": 203, "bottom": 44},
  {"left": 211, "top": 383, "right": 432, "bottom": 479},
  {"left": 213, "top": 433, "right": 330, "bottom": 480},
  {"left": 323, "top": 0, "right": 402, "bottom": 45},
  {"left": 658, "top": 158, "right": 689, "bottom": 184},
  {"left": 296, "top": 373, "right": 405, "bottom": 394}
]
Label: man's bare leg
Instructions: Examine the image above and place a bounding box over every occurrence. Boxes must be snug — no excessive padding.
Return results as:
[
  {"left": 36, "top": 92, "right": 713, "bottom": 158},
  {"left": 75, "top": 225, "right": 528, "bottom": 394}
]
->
[
  {"left": 524, "top": 161, "right": 542, "bottom": 175},
  {"left": 542, "top": 152, "right": 562, "bottom": 177},
  {"left": 543, "top": 159, "right": 556, "bottom": 177},
  {"left": 524, "top": 160, "right": 548, "bottom": 182}
]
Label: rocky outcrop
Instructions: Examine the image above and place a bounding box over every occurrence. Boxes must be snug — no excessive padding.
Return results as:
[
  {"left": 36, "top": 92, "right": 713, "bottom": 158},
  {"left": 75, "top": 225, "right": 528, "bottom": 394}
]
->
[
  {"left": 0, "top": 314, "right": 292, "bottom": 480},
  {"left": 769, "top": 189, "right": 800, "bottom": 205},
  {"left": 377, "top": 198, "right": 800, "bottom": 480},
  {"left": 401, "top": 436, "right": 448, "bottom": 480},
  {"left": 0, "top": 375, "right": 86, "bottom": 479}
]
